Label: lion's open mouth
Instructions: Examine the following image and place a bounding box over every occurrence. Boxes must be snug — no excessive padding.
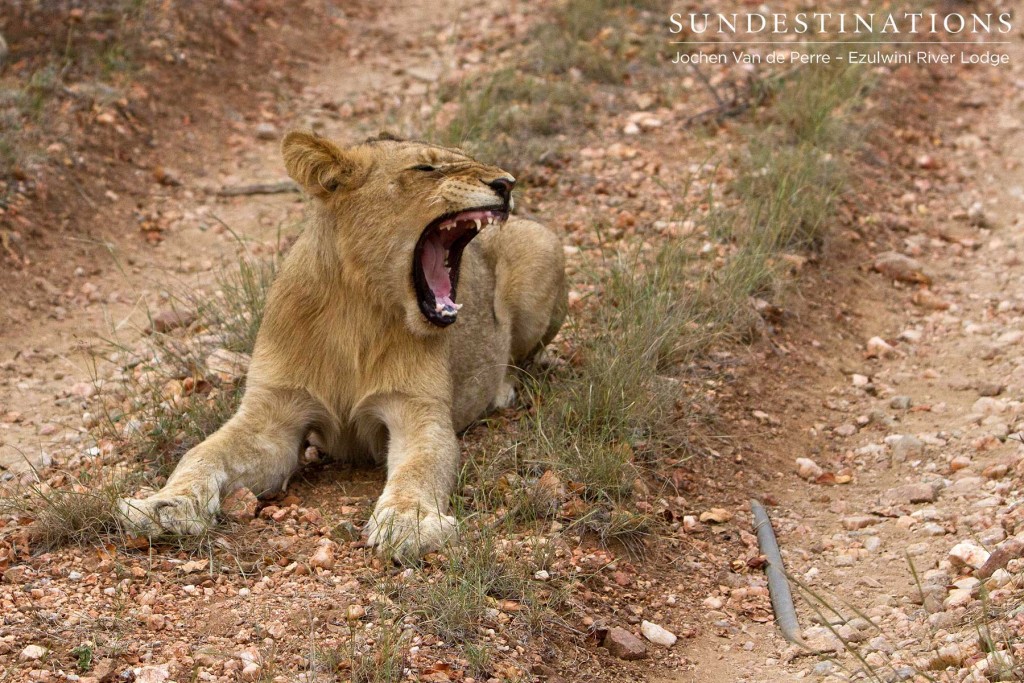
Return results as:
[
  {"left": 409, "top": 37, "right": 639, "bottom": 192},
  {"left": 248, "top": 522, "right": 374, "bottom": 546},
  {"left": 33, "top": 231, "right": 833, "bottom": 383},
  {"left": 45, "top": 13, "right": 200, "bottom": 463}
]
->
[{"left": 413, "top": 207, "right": 508, "bottom": 327}]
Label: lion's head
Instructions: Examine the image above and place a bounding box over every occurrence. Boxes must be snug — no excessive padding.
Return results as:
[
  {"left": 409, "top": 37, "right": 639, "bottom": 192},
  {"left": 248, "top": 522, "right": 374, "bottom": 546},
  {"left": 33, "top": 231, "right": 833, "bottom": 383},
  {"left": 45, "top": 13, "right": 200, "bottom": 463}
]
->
[{"left": 282, "top": 131, "right": 514, "bottom": 333}]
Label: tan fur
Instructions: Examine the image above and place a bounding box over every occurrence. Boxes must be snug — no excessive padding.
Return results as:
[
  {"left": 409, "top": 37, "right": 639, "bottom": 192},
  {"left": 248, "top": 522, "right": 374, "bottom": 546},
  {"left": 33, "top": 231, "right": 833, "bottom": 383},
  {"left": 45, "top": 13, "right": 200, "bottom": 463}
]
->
[{"left": 119, "top": 132, "right": 566, "bottom": 561}]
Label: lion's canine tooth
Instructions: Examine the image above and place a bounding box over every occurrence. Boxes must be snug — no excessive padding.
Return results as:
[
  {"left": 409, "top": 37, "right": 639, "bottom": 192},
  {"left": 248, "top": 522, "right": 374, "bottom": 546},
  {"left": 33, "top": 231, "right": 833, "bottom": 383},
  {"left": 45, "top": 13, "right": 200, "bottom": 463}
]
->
[
  {"left": 453, "top": 303, "right": 463, "bottom": 311},
  {"left": 474, "top": 218, "right": 482, "bottom": 231}
]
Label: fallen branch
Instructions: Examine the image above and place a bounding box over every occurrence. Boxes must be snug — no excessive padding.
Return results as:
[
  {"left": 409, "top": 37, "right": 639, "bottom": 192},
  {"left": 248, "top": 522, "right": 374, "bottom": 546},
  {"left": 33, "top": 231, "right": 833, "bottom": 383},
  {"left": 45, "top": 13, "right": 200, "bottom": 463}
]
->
[
  {"left": 215, "top": 181, "right": 300, "bottom": 197},
  {"left": 751, "top": 499, "right": 807, "bottom": 647}
]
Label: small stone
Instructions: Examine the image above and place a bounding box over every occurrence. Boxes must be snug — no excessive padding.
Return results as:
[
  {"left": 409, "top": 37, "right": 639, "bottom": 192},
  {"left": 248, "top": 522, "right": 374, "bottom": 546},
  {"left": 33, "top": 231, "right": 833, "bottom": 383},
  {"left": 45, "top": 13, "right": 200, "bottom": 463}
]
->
[
  {"left": 699, "top": 508, "right": 733, "bottom": 524},
  {"left": 149, "top": 309, "right": 195, "bottom": 333},
  {"left": 873, "top": 251, "right": 932, "bottom": 284},
  {"left": 920, "top": 523, "right": 947, "bottom": 537},
  {"left": 310, "top": 540, "right": 337, "bottom": 570},
  {"left": 255, "top": 122, "right": 279, "bottom": 140},
  {"left": 928, "top": 644, "right": 965, "bottom": 669},
  {"left": 972, "top": 397, "right": 1007, "bottom": 416},
  {"left": 865, "top": 336, "right": 897, "bottom": 359},
  {"left": 978, "top": 382, "right": 1005, "bottom": 397},
  {"left": 812, "top": 661, "right": 834, "bottom": 676},
  {"left": 70, "top": 382, "right": 97, "bottom": 399},
  {"left": 890, "top": 396, "right": 912, "bottom": 410},
  {"left": 834, "top": 424, "right": 858, "bottom": 437},
  {"left": 640, "top": 620, "right": 677, "bottom": 647},
  {"left": 533, "top": 469, "right": 565, "bottom": 511},
  {"left": 703, "top": 596, "right": 723, "bottom": 610},
  {"left": 948, "top": 476, "right": 984, "bottom": 495},
  {"left": 152, "top": 166, "right": 182, "bottom": 187},
  {"left": 851, "top": 373, "right": 870, "bottom": 387},
  {"left": 330, "top": 521, "right": 360, "bottom": 542},
  {"left": 534, "top": 569, "right": 550, "bottom": 581},
  {"left": 801, "top": 626, "right": 841, "bottom": 653},
  {"left": 622, "top": 122, "right": 640, "bottom": 135},
  {"left": 949, "top": 541, "right": 990, "bottom": 570},
  {"left": 967, "top": 201, "right": 989, "bottom": 227},
  {"left": 796, "top": 457, "right": 824, "bottom": 480},
  {"left": 842, "top": 515, "right": 880, "bottom": 530},
  {"left": 346, "top": 604, "right": 366, "bottom": 620},
  {"left": 241, "top": 662, "right": 262, "bottom": 681},
  {"left": 900, "top": 328, "right": 924, "bottom": 342},
  {"left": 986, "top": 652, "right": 1016, "bottom": 681},
  {"left": 911, "top": 290, "right": 951, "bottom": 311},
  {"left": 134, "top": 664, "right": 171, "bottom": 683},
  {"left": 982, "top": 463, "right": 1009, "bottom": 479},
  {"left": 950, "top": 455, "right": 972, "bottom": 471},
  {"left": 985, "top": 568, "right": 1012, "bottom": 589},
  {"left": 20, "top": 644, "right": 47, "bottom": 661},
  {"left": 603, "top": 627, "right": 647, "bottom": 660},
  {"left": 943, "top": 588, "right": 973, "bottom": 609},
  {"left": 222, "top": 487, "right": 258, "bottom": 523},
  {"left": 888, "top": 434, "right": 924, "bottom": 460},
  {"left": 880, "top": 483, "right": 937, "bottom": 506}
]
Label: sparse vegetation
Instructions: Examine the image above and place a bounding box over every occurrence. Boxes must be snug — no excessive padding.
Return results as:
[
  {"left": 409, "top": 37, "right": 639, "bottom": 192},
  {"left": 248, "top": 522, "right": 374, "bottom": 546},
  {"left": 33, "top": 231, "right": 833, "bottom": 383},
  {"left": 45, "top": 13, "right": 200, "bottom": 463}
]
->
[
  {"left": 98, "top": 256, "right": 275, "bottom": 476},
  {"left": 430, "top": 0, "right": 673, "bottom": 174},
  {"left": 350, "top": 619, "right": 408, "bottom": 683},
  {"left": 0, "top": 475, "right": 128, "bottom": 549},
  {"left": 71, "top": 643, "right": 94, "bottom": 673}
]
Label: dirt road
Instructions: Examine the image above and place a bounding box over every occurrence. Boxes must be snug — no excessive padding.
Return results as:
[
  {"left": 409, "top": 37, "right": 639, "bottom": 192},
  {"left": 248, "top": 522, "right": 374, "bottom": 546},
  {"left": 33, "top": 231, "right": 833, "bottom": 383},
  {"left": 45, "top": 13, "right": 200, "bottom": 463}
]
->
[
  {"left": 0, "top": 0, "right": 478, "bottom": 474},
  {"left": 667, "top": 40, "right": 1024, "bottom": 683},
  {"left": 2, "top": 2, "right": 1022, "bottom": 682}
]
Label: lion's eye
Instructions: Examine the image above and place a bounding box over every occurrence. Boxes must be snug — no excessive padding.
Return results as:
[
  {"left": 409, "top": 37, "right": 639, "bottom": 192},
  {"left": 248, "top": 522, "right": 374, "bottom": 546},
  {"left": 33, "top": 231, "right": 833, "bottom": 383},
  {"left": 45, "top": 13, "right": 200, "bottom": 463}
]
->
[{"left": 411, "top": 164, "right": 438, "bottom": 172}]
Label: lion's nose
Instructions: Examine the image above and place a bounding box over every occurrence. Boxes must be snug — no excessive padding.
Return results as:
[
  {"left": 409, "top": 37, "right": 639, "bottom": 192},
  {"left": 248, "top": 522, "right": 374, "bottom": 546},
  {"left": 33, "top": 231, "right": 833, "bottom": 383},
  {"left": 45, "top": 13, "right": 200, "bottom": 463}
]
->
[{"left": 486, "top": 177, "right": 515, "bottom": 204}]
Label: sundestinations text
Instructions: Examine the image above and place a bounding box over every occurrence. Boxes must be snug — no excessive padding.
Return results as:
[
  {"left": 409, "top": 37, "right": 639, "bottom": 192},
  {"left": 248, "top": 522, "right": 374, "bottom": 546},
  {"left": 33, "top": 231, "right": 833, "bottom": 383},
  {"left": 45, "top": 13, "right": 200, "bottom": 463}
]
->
[{"left": 668, "top": 12, "right": 1013, "bottom": 36}]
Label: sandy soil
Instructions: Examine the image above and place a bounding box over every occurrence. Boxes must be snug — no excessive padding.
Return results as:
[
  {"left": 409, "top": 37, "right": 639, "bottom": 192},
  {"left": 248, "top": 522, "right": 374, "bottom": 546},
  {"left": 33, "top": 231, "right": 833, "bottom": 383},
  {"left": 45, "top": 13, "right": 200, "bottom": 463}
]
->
[{"left": 1, "top": 2, "right": 1023, "bottom": 682}]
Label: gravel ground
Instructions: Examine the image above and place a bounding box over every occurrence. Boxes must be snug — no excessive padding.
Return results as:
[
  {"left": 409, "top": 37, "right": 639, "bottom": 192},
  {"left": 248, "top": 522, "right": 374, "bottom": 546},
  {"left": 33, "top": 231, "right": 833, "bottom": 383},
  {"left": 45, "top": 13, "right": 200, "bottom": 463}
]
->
[{"left": 1, "top": 2, "right": 1023, "bottom": 682}]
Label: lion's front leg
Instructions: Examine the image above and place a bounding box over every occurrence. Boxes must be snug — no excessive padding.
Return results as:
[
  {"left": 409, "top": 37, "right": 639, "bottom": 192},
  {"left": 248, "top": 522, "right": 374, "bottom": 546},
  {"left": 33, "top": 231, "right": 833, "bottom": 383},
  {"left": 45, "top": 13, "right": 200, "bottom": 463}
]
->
[
  {"left": 119, "top": 389, "right": 322, "bottom": 537},
  {"left": 364, "top": 398, "right": 460, "bottom": 562}
]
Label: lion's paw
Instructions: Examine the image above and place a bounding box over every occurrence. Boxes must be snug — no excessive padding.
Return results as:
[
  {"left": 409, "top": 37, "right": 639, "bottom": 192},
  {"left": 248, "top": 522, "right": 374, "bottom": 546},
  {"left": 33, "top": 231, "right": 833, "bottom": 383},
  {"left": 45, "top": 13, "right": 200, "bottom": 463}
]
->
[
  {"left": 364, "top": 499, "right": 456, "bottom": 563},
  {"left": 117, "top": 493, "right": 213, "bottom": 537},
  {"left": 491, "top": 381, "right": 516, "bottom": 410}
]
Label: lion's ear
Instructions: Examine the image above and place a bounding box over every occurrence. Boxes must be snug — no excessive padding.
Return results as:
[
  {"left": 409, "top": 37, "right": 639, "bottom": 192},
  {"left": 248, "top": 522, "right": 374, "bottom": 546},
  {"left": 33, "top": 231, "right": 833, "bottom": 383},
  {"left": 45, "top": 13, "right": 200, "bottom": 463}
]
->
[{"left": 281, "top": 131, "right": 366, "bottom": 199}]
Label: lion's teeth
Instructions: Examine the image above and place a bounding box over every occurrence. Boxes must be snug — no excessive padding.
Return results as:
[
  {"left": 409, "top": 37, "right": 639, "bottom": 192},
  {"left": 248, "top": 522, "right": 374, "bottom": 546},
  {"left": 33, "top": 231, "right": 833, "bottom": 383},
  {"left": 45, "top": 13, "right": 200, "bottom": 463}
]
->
[
  {"left": 474, "top": 218, "right": 482, "bottom": 230},
  {"left": 453, "top": 303, "right": 462, "bottom": 311}
]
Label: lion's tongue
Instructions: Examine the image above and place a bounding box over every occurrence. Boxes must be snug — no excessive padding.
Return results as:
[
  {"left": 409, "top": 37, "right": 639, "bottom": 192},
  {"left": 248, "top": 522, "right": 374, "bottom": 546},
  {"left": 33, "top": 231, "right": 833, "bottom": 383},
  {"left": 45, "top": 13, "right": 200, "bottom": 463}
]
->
[{"left": 422, "top": 234, "right": 456, "bottom": 313}]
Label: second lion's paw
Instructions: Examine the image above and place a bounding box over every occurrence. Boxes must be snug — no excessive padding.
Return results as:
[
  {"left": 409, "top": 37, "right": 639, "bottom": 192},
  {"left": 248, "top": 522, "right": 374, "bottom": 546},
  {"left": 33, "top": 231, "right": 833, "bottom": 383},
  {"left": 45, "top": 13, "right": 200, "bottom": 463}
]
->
[{"left": 363, "top": 499, "right": 457, "bottom": 563}]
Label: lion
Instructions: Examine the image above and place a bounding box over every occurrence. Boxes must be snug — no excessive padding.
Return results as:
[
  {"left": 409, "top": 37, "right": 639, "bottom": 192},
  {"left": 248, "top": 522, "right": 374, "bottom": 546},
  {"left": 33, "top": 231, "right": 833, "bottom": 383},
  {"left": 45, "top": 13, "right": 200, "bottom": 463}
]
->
[{"left": 117, "top": 131, "right": 566, "bottom": 561}]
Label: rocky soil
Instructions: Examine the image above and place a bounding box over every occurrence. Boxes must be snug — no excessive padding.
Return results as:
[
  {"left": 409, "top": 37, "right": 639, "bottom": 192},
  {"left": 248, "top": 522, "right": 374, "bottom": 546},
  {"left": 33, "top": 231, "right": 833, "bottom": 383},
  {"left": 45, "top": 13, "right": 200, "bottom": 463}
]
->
[
  {"left": 667, "top": 44, "right": 1024, "bottom": 683},
  {"left": 1, "top": 1, "right": 1023, "bottom": 682}
]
